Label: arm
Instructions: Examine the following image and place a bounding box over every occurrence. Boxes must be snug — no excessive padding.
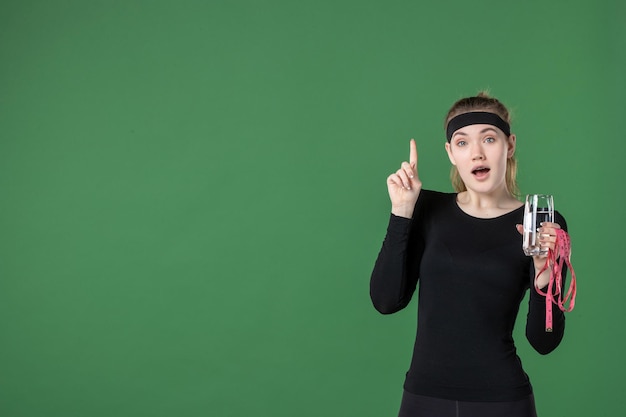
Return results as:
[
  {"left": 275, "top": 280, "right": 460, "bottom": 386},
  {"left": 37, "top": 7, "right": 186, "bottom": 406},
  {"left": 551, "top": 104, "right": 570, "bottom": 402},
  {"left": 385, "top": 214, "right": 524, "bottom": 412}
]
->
[
  {"left": 525, "top": 211, "right": 568, "bottom": 354},
  {"left": 370, "top": 139, "right": 424, "bottom": 314},
  {"left": 370, "top": 212, "right": 424, "bottom": 314}
]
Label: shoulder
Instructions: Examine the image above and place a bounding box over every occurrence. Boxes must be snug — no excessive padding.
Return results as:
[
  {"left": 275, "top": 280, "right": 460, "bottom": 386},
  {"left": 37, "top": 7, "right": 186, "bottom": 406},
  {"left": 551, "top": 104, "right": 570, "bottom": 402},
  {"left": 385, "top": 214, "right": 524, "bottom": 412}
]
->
[
  {"left": 414, "top": 189, "right": 456, "bottom": 218},
  {"left": 418, "top": 189, "right": 455, "bottom": 203},
  {"left": 417, "top": 189, "right": 455, "bottom": 208}
]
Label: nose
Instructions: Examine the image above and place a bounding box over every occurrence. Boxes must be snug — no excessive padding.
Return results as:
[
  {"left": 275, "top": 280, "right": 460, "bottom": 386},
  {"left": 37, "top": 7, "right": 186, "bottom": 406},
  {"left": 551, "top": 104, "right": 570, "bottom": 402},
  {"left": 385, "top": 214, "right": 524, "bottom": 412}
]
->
[{"left": 472, "top": 143, "right": 485, "bottom": 161}]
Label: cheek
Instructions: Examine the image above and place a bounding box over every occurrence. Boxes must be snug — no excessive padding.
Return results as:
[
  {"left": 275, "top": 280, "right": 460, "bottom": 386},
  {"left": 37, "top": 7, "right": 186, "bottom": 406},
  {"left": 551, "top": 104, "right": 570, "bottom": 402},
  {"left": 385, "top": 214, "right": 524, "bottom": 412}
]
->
[
  {"left": 490, "top": 147, "right": 509, "bottom": 165},
  {"left": 445, "top": 146, "right": 457, "bottom": 165},
  {"left": 449, "top": 146, "right": 469, "bottom": 160}
]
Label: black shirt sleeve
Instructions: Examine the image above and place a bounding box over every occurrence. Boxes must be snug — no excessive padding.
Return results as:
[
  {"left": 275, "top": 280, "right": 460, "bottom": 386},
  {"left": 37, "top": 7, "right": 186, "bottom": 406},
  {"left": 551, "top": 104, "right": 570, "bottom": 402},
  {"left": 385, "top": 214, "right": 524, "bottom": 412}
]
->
[{"left": 369, "top": 193, "right": 428, "bottom": 314}]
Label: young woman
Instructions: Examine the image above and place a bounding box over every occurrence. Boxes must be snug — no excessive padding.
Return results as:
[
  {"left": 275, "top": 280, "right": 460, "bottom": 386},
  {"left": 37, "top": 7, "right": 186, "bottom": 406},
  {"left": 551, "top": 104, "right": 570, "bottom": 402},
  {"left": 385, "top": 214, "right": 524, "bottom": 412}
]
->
[{"left": 370, "top": 93, "right": 567, "bottom": 417}]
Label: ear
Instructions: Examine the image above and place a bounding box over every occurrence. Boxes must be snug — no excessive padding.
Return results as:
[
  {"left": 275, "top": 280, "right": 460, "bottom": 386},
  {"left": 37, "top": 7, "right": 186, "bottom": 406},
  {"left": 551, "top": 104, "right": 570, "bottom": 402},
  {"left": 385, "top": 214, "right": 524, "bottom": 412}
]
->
[
  {"left": 507, "top": 134, "right": 516, "bottom": 158},
  {"left": 445, "top": 141, "right": 457, "bottom": 165}
]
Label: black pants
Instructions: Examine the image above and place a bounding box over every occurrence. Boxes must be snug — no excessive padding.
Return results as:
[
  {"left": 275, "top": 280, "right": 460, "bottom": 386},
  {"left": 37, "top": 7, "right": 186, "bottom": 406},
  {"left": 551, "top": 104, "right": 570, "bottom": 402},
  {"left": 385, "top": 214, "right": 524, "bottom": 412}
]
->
[{"left": 398, "top": 390, "right": 538, "bottom": 417}]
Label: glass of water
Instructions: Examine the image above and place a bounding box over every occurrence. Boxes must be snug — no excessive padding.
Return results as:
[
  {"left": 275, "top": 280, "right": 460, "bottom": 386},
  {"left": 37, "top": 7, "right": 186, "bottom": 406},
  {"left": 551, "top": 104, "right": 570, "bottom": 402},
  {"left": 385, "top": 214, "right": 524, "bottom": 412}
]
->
[{"left": 522, "top": 194, "right": 554, "bottom": 256}]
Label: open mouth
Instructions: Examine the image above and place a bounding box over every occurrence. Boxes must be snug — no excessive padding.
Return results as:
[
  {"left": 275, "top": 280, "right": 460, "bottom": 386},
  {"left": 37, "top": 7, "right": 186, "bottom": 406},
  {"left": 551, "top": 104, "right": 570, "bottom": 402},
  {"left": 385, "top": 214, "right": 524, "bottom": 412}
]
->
[{"left": 472, "top": 167, "right": 491, "bottom": 176}]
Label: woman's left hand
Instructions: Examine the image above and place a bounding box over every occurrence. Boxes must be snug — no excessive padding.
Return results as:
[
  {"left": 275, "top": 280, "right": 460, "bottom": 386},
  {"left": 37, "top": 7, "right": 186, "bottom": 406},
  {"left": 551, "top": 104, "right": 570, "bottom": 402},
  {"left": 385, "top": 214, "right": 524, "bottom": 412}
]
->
[{"left": 516, "top": 222, "right": 562, "bottom": 288}]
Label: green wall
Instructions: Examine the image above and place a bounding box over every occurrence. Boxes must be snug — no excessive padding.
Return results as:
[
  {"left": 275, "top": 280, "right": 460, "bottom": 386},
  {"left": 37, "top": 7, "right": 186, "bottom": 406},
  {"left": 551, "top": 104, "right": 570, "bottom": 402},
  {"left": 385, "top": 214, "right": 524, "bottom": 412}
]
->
[{"left": 1, "top": 1, "right": 623, "bottom": 416}]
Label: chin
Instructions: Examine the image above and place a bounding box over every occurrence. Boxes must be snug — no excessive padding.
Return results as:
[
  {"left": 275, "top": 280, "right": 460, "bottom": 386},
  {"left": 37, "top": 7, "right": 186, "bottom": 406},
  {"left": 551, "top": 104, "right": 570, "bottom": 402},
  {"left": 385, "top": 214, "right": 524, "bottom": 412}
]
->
[{"left": 470, "top": 181, "right": 507, "bottom": 195}]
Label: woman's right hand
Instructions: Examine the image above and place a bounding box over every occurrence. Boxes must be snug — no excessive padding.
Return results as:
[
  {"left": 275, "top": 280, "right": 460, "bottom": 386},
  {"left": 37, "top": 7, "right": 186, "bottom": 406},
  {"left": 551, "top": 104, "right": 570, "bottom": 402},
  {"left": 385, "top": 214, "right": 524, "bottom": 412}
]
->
[{"left": 387, "top": 139, "right": 422, "bottom": 218}]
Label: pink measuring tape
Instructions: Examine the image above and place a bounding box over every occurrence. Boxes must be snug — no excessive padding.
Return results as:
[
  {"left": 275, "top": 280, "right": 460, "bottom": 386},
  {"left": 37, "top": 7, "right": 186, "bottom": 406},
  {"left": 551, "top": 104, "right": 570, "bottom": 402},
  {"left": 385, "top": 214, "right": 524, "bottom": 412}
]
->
[{"left": 534, "top": 229, "right": 577, "bottom": 332}]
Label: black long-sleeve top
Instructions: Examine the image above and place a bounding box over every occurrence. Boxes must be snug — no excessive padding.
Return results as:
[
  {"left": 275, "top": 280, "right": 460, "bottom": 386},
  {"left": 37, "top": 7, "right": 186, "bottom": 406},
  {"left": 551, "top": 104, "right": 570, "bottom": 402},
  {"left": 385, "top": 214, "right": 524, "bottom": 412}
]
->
[{"left": 370, "top": 190, "right": 567, "bottom": 402}]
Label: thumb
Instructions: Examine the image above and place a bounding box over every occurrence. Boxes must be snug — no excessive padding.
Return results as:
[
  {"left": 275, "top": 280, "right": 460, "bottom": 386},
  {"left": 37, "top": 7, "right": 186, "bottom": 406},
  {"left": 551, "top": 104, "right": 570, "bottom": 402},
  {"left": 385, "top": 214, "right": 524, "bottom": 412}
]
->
[{"left": 515, "top": 224, "right": 523, "bottom": 235}]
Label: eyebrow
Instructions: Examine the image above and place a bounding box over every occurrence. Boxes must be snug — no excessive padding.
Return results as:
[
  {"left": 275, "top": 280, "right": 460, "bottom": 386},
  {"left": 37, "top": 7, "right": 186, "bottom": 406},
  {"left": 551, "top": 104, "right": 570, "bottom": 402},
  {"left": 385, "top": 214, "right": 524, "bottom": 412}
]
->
[{"left": 453, "top": 127, "right": 499, "bottom": 138}]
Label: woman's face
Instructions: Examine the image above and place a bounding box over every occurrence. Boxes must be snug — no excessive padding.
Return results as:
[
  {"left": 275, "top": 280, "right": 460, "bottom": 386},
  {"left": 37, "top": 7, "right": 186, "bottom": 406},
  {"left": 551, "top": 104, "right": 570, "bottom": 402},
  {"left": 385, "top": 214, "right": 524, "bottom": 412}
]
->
[{"left": 445, "top": 123, "right": 516, "bottom": 194}]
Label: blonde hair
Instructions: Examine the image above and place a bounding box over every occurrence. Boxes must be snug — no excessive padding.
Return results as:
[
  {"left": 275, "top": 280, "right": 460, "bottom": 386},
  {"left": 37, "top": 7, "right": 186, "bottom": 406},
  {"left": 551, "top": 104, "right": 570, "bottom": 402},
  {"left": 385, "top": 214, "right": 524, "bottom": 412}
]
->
[{"left": 444, "top": 92, "right": 519, "bottom": 198}]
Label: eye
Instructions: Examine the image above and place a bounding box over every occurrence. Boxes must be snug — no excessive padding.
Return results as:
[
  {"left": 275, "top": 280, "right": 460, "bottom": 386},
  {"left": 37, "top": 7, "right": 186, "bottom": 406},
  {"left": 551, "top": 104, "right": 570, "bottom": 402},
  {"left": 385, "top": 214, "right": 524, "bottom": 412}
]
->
[
  {"left": 456, "top": 140, "right": 467, "bottom": 147},
  {"left": 484, "top": 136, "right": 496, "bottom": 143}
]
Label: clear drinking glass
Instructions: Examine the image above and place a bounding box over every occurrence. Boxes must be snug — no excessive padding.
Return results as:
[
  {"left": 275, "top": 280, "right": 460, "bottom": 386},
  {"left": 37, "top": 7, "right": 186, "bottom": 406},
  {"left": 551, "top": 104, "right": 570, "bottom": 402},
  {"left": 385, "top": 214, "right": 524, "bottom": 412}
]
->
[{"left": 522, "top": 194, "right": 554, "bottom": 256}]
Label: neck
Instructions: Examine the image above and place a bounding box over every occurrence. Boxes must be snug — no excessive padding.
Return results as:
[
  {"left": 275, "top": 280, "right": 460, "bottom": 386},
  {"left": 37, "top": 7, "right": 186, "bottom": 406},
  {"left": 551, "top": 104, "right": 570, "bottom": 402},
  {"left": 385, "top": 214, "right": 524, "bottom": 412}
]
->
[{"left": 457, "top": 187, "right": 518, "bottom": 210}]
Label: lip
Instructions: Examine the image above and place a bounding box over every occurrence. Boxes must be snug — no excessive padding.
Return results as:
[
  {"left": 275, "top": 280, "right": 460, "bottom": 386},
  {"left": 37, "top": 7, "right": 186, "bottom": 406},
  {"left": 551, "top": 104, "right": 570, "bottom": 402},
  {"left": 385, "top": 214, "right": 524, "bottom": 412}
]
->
[
  {"left": 471, "top": 165, "right": 491, "bottom": 179},
  {"left": 471, "top": 165, "right": 490, "bottom": 174}
]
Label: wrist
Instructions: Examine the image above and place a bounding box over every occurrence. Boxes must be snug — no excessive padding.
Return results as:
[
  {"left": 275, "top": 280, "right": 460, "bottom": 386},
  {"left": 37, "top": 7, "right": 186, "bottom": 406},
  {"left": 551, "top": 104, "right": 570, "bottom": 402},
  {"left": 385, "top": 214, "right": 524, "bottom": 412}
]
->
[
  {"left": 391, "top": 205, "right": 414, "bottom": 218},
  {"left": 533, "top": 258, "right": 550, "bottom": 288}
]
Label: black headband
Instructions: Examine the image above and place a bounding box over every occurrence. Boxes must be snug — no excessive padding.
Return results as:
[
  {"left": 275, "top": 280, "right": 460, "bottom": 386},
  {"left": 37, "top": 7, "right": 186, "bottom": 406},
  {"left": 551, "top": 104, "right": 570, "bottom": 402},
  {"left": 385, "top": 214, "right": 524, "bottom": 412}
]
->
[{"left": 446, "top": 111, "right": 510, "bottom": 142}]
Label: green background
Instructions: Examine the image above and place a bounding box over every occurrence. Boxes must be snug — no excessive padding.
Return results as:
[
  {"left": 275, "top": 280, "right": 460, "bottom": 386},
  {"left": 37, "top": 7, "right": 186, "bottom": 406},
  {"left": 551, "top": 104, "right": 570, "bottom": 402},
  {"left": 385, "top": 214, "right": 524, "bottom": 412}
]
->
[{"left": 1, "top": 1, "right": 623, "bottom": 416}]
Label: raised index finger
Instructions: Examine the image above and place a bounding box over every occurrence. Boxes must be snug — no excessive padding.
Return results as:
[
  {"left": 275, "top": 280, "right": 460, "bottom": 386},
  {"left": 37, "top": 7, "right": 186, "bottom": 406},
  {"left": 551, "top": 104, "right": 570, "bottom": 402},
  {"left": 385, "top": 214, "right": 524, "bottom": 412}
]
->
[{"left": 409, "top": 139, "right": 418, "bottom": 167}]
